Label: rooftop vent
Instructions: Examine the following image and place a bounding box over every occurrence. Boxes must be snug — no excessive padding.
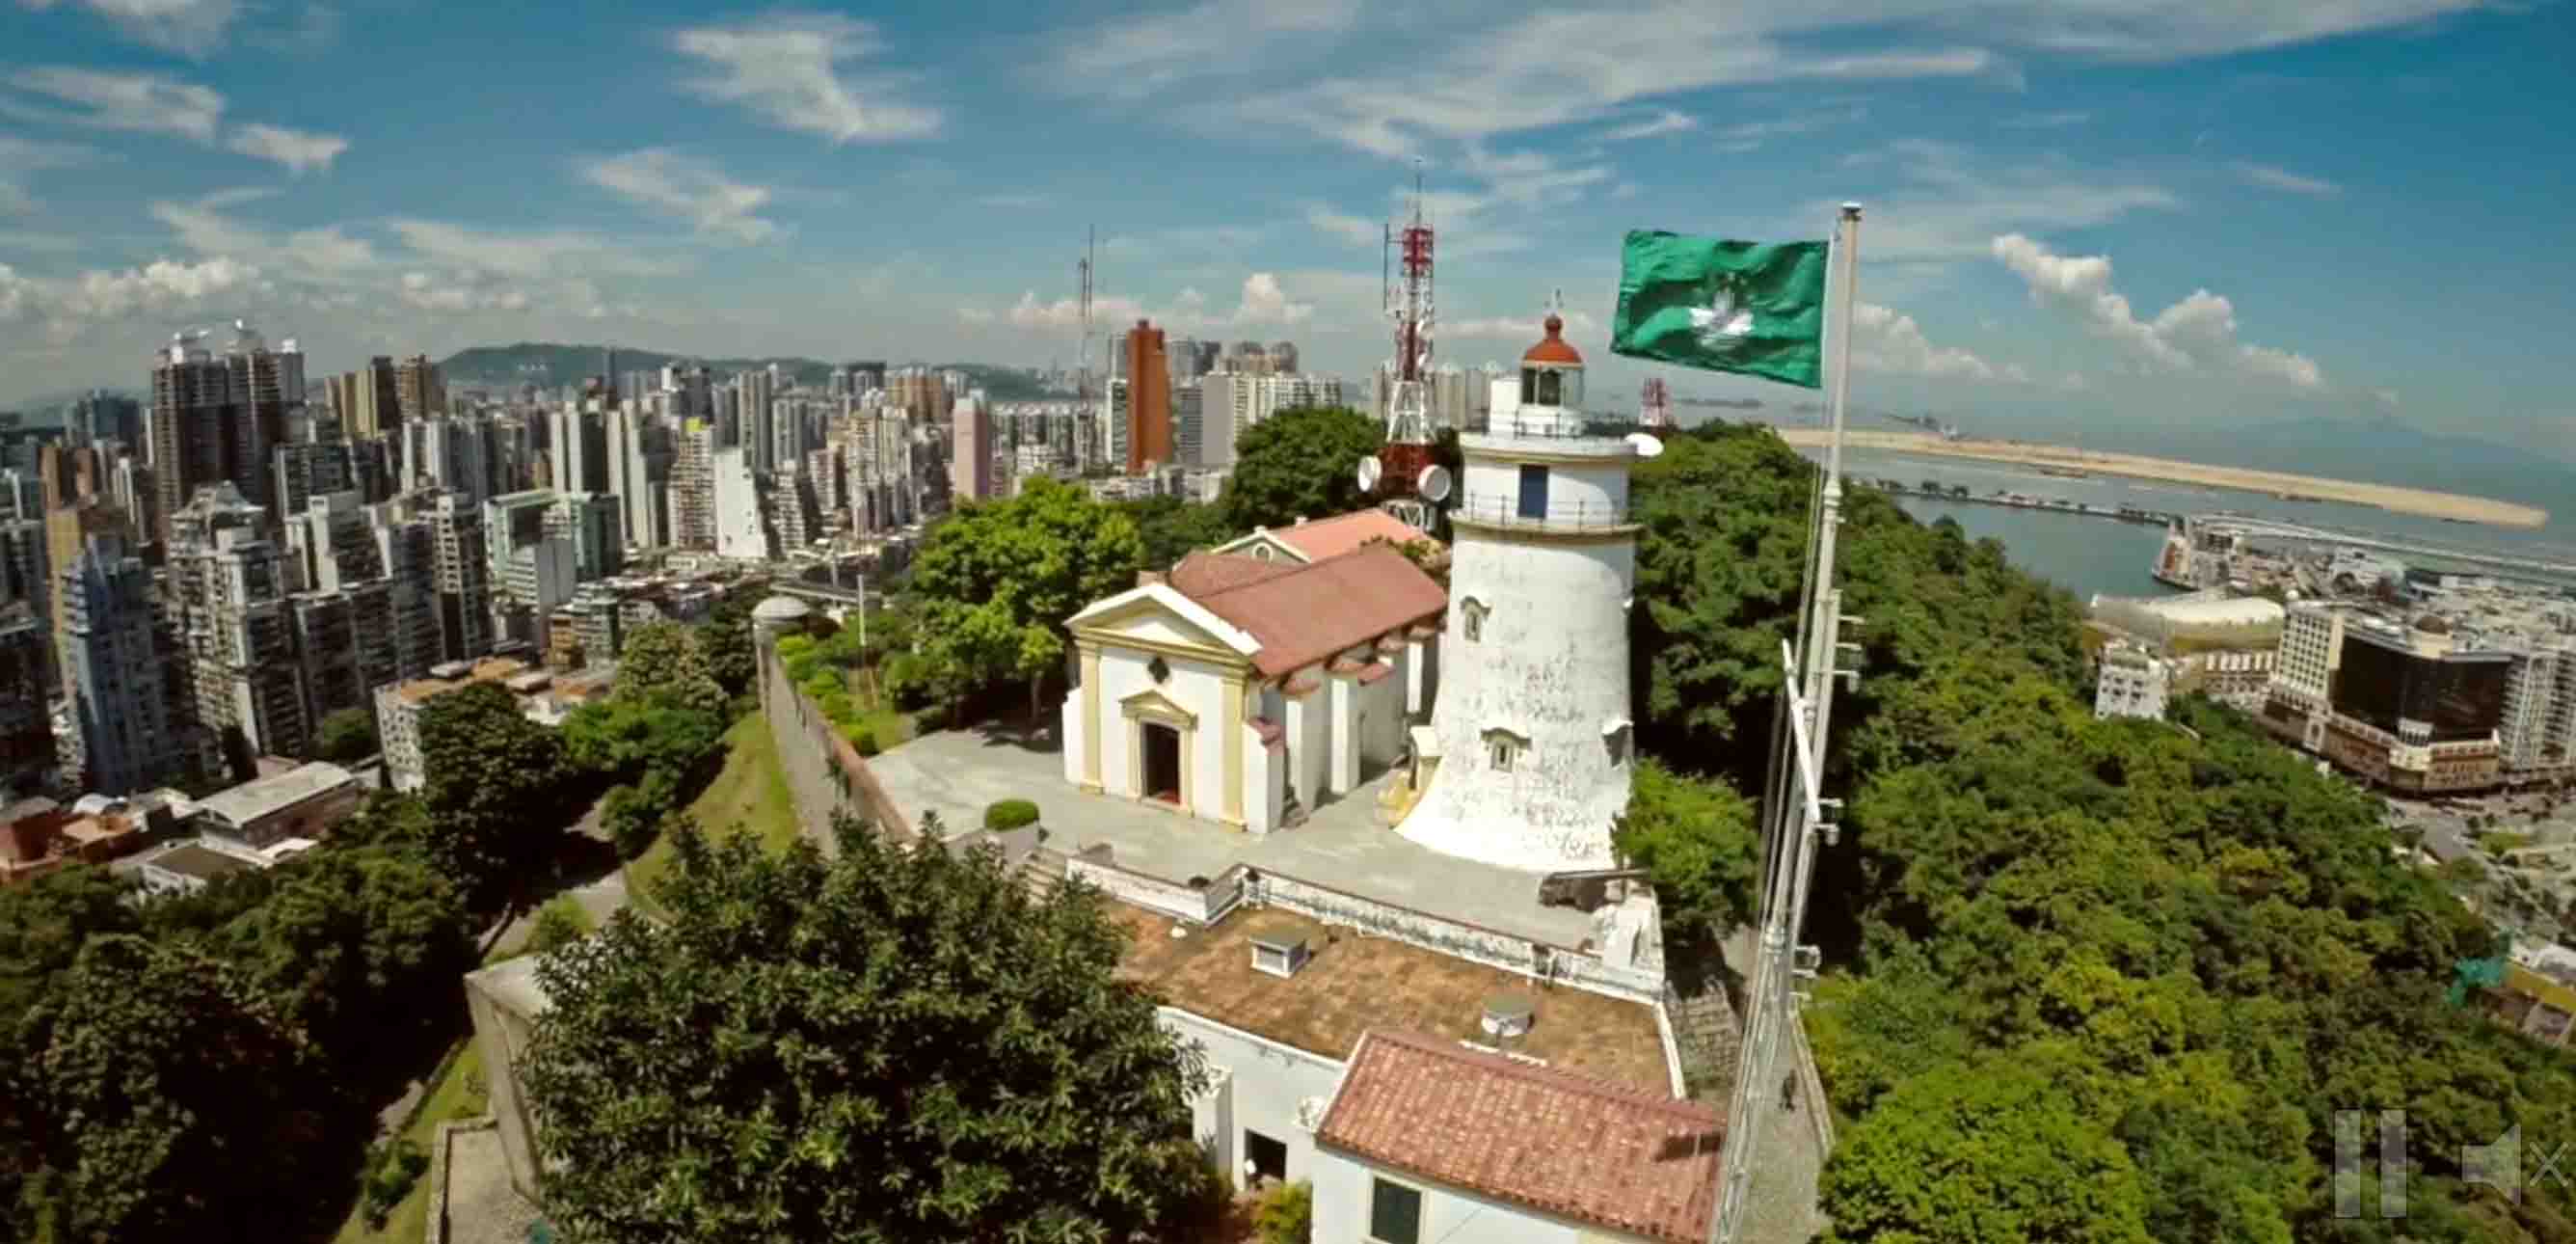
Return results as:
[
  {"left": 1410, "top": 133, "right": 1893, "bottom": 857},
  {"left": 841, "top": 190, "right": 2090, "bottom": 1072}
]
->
[
  {"left": 1482, "top": 992, "right": 1535, "bottom": 1040},
  {"left": 1248, "top": 916, "right": 1312, "bottom": 978}
]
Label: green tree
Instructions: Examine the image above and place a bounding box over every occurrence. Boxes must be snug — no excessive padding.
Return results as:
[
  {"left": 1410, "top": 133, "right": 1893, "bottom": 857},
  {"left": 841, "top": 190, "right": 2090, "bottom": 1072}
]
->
[
  {"left": 521, "top": 815, "right": 1214, "bottom": 1243},
  {"left": 312, "top": 706, "right": 378, "bottom": 763},
  {"left": 1820, "top": 1057, "right": 2154, "bottom": 1244},
  {"left": 417, "top": 681, "right": 577, "bottom": 912},
  {"left": 4, "top": 934, "right": 328, "bottom": 1244},
  {"left": 600, "top": 767, "right": 682, "bottom": 860},
  {"left": 0, "top": 863, "right": 140, "bottom": 1025},
  {"left": 699, "top": 582, "right": 767, "bottom": 700},
  {"left": 1611, "top": 759, "right": 1758, "bottom": 944},
  {"left": 1220, "top": 406, "right": 1382, "bottom": 532},
  {"left": 218, "top": 847, "right": 475, "bottom": 1054},
  {"left": 562, "top": 696, "right": 726, "bottom": 780},
  {"left": 1120, "top": 496, "right": 1240, "bottom": 569},
  {"left": 613, "top": 623, "right": 729, "bottom": 716},
  {"left": 911, "top": 477, "right": 1145, "bottom": 720}
]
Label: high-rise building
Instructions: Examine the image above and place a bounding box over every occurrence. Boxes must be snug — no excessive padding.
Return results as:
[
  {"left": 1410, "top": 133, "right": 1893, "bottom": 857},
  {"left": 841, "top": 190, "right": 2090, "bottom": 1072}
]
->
[
  {"left": 68, "top": 391, "right": 143, "bottom": 451},
  {"left": 0, "top": 605, "right": 55, "bottom": 796},
  {"left": 888, "top": 366, "right": 948, "bottom": 423},
  {"left": 147, "top": 332, "right": 235, "bottom": 547},
  {"left": 604, "top": 406, "right": 664, "bottom": 552},
  {"left": 428, "top": 492, "right": 493, "bottom": 663},
  {"left": 711, "top": 447, "right": 769, "bottom": 560},
  {"left": 670, "top": 420, "right": 716, "bottom": 551},
  {"left": 1122, "top": 320, "right": 1172, "bottom": 473},
  {"left": 402, "top": 416, "right": 496, "bottom": 504},
  {"left": 545, "top": 402, "right": 605, "bottom": 497},
  {"left": 1173, "top": 384, "right": 1203, "bottom": 468},
  {"left": 62, "top": 532, "right": 182, "bottom": 794},
  {"left": 335, "top": 357, "right": 401, "bottom": 439},
  {"left": 1269, "top": 341, "right": 1300, "bottom": 373},
  {"left": 951, "top": 392, "right": 993, "bottom": 504},
  {"left": 1195, "top": 373, "right": 1347, "bottom": 469},
  {"left": 366, "top": 503, "right": 443, "bottom": 684},
  {"left": 738, "top": 368, "right": 776, "bottom": 473},
  {"left": 547, "top": 492, "right": 622, "bottom": 581},
  {"left": 772, "top": 459, "right": 821, "bottom": 551},
  {"left": 395, "top": 355, "right": 445, "bottom": 422},
  {"left": 43, "top": 497, "right": 126, "bottom": 703},
  {"left": 167, "top": 484, "right": 308, "bottom": 777}
]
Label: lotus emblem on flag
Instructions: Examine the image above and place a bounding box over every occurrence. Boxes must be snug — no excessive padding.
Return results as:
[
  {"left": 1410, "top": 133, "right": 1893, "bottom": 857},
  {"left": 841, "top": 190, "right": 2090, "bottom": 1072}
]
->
[{"left": 1691, "top": 278, "right": 1756, "bottom": 347}]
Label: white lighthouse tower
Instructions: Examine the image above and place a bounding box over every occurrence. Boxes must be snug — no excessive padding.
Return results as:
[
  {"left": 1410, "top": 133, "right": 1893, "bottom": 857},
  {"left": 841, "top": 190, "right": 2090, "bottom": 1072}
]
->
[{"left": 1396, "top": 311, "right": 1641, "bottom": 873}]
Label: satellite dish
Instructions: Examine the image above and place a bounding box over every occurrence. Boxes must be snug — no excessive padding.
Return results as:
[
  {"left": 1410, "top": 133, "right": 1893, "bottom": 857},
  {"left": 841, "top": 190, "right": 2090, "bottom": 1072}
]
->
[
  {"left": 1416, "top": 464, "right": 1453, "bottom": 503},
  {"left": 1625, "top": 431, "right": 1666, "bottom": 459},
  {"left": 1355, "top": 456, "right": 1382, "bottom": 493}
]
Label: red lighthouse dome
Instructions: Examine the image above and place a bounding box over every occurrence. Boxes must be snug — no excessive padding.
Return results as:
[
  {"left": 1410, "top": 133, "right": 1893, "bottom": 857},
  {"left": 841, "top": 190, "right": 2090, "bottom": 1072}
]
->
[{"left": 1522, "top": 312, "right": 1583, "bottom": 366}]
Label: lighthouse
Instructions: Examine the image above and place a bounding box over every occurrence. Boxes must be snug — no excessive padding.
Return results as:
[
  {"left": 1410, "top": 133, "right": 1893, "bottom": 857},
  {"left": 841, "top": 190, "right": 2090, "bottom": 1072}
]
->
[{"left": 1395, "top": 311, "right": 1641, "bottom": 873}]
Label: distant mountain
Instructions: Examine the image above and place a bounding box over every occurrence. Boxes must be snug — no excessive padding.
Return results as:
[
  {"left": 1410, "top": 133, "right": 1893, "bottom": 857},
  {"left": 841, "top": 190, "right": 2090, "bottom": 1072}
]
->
[{"left": 434, "top": 342, "right": 1053, "bottom": 401}]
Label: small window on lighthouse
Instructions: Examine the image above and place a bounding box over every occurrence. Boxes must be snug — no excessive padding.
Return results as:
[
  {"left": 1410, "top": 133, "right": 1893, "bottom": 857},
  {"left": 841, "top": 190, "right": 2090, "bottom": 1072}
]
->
[
  {"left": 1535, "top": 368, "right": 1562, "bottom": 407},
  {"left": 1482, "top": 728, "right": 1526, "bottom": 772},
  {"left": 1461, "top": 598, "right": 1489, "bottom": 642}
]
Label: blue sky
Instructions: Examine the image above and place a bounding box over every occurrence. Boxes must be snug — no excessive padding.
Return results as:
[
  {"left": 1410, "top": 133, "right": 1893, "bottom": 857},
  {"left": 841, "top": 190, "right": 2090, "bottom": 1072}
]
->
[{"left": 2, "top": 0, "right": 2570, "bottom": 458}]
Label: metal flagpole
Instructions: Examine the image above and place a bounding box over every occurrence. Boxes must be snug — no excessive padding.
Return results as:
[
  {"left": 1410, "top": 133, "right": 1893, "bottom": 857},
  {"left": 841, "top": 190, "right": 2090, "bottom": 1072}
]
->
[{"left": 1708, "top": 203, "right": 1863, "bottom": 1244}]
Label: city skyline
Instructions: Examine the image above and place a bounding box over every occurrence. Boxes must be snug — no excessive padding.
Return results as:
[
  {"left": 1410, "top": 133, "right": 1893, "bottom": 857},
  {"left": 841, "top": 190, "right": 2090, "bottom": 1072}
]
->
[{"left": 3, "top": 1, "right": 2571, "bottom": 459}]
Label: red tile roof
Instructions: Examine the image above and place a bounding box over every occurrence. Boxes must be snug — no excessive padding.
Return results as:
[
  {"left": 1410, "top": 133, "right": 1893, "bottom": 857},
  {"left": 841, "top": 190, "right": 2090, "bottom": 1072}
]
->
[
  {"left": 1266, "top": 509, "right": 1445, "bottom": 564},
  {"left": 1183, "top": 544, "right": 1446, "bottom": 679},
  {"left": 1317, "top": 1031, "right": 1722, "bottom": 1244},
  {"left": 1168, "top": 551, "right": 1298, "bottom": 598}
]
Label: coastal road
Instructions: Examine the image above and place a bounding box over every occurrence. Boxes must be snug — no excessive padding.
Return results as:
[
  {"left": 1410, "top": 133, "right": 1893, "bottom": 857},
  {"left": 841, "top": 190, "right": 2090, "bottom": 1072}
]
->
[{"left": 1765, "top": 427, "right": 2548, "bottom": 529}]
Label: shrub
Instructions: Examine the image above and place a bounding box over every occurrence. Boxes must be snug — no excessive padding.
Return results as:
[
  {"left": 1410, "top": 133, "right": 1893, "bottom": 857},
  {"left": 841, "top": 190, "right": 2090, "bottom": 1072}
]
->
[
  {"left": 984, "top": 798, "right": 1040, "bottom": 831},
  {"left": 842, "top": 723, "right": 878, "bottom": 756},
  {"left": 1253, "top": 1179, "right": 1312, "bottom": 1244},
  {"left": 361, "top": 1138, "right": 429, "bottom": 1227}
]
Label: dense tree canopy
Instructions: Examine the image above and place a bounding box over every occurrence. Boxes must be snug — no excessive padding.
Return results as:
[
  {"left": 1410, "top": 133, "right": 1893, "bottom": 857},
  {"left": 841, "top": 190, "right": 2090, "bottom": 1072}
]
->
[
  {"left": 699, "top": 582, "right": 765, "bottom": 701},
  {"left": 911, "top": 477, "right": 1145, "bottom": 717},
  {"left": 416, "top": 681, "right": 578, "bottom": 911},
  {"left": 218, "top": 847, "right": 475, "bottom": 1053},
  {"left": 521, "top": 816, "right": 1213, "bottom": 1243},
  {"left": 1611, "top": 758, "right": 1758, "bottom": 944},
  {"left": 611, "top": 622, "right": 729, "bottom": 717},
  {"left": 1220, "top": 406, "right": 1382, "bottom": 532},
  {"left": 1621, "top": 424, "right": 2576, "bottom": 1241},
  {"left": 1120, "top": 495, "right": 1240, "bottom": 570},
  {"left": 312, "top": 706, "right": 378, "bottom": 764},
  {"left": 4, "top": 935, "right": 329, "bottom": 1244}
]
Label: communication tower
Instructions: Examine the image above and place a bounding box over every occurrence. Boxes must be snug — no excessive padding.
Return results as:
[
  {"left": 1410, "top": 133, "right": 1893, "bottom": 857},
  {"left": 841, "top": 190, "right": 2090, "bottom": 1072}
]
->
[
  {"left": 1640, "top": 377, "right": 1672, "bottom": 429},
  {"left": 1076, "top": 228, "right": 1097, "bottom": 402},
  {"left": 1359, "top": 162, "right": 1449, "bottom": 528}
]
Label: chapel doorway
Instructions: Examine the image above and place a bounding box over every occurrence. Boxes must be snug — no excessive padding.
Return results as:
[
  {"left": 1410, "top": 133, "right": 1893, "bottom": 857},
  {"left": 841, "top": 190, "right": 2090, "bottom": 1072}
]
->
[{"left": 1141, "top": 722, "right": 1182, "bottom": 804}]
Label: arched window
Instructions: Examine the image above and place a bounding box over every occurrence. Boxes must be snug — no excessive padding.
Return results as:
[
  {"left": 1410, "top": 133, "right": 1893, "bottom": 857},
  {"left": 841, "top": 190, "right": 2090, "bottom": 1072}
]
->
[{"left": 1461, "top": 597, "right": 1489, "bottom": 642}]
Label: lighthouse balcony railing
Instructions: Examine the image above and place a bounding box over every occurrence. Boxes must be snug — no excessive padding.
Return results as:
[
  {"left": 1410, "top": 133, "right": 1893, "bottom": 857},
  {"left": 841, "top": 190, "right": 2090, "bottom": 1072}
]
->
[
  {"left": 1462, "top": 413, "right": 1651, "bottom": 441},
  {"left": 1449, "top": 493, "right": 1633, "bottom": 532}
]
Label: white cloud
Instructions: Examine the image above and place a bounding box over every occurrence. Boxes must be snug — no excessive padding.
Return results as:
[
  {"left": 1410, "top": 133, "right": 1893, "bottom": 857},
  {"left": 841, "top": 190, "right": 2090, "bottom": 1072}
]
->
[
  {"left": 1999, "top": 109, "right": 2092, "bottom": 128},
  {"left": 2233, "top": 161, "right": 2339, "bottom": 197},
  {"left": 387, "top": 219, "right": 674, "bottom": 280},
  {"left": 1813, "top": 140, "right": 2181, "bottom": 263},
  {"left": 225, "top": 122, "right": 347, "bottom": 174},
  {"left": 1992, "top": 232, "right": 2323, "bottom": 389},
  {"left": 148, "top": 195, "right": 375, "bottom": 276},
  {"left": 670, "top": 14, "right": 940, "bottom": 143},
  {"left": 1303, "top": 203, "right": 1382, "bottom": 248},
  {"left": 988, "top": 271, "right": 1325, "bottom": 334},
  {"left": 973, "top": 192, "right": 1053, "bottom": 209},
  {"left": 1599, "top": 109, "right": 1698, "bottom": 141},
  {"left": 1231, "top": 273, "right": 1311, "bottom": 326},
  {"left": 19, "top": 0, "right": 242, "bottom": 56},
  {"left": 1849, "top": 302, "right": 2002, "bottom": 380},
  {"left": 578, "top": 149, "right": 780, "bottom": 243},
  {"left": 1446, "top": 310, "right": 1604, "bottom": 340},
  {"left": 1710, "top": 105, "right": 1865, "bottom": 153},
  {"left": 0, "top": 256, "right": 264, "bottom": 333},
  {"left": 398, "top": 271, "right": 530, "bottom": 312},
  {"left": 0, "top": 134, "right": 97, "bottom": 216},
  {"left": 1053, "top": 0, "right": 1360, "bottom": 100},
  {"left": 6, "top": 67, "right": 225, "bottom": 141}
]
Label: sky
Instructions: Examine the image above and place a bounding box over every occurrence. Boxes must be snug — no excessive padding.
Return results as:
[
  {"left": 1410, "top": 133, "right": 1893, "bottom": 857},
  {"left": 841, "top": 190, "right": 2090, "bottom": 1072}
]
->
[{"left": 2, "top": 0, "right": 2571, "bottom": 460}]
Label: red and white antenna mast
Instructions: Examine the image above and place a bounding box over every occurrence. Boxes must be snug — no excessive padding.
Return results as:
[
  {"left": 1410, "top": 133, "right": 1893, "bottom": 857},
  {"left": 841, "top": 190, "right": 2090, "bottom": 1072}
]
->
[
  {"left": 1362, "top": 160, "right": 1447, "bottom": 530},
  {"left": 1641, "top": 376, "right": 1672, "bottom": 429}
]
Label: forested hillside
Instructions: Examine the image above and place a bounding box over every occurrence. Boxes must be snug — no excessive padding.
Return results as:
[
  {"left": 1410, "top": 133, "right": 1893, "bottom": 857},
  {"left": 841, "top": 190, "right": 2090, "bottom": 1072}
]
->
[{"left": 1631, "top": 423, "right": 2576, "bottom": 1242}]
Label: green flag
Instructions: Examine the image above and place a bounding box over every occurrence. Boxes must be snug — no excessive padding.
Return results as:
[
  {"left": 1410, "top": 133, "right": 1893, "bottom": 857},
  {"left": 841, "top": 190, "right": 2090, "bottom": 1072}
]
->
[{"left": 1612, "top": 230, "right": 1829, "bottom": 389}]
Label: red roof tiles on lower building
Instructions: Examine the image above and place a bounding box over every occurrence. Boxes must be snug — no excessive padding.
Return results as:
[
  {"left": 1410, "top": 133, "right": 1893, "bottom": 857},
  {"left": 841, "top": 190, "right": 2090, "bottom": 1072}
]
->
[
  {"left": 1167, "top": 551, "right": 1298, "bottom": 598},
  {"left": 1316, "top": 1030, "right": 1723, "bottom": 1244},
  {"left": 1266, "top": 509, "right": 1445, "bottom": 564},
  {"left": 1182, "top": 544, "right": 1446, "bottom": 679}
]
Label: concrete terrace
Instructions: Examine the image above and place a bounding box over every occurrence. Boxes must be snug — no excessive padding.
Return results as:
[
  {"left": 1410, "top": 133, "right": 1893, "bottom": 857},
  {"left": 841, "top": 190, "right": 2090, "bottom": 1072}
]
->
[{"left": 861, "top": 727, "right": 1599, "bottom": 949}]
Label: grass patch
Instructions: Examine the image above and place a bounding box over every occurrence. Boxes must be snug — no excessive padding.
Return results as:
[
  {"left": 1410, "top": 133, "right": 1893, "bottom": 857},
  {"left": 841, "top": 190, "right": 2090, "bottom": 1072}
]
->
[
  {"left": 625, "top": 713, "right": 803, "bottom": 916},
  {"left": 330, "top": 1037, "right": 489, "bottom": 1244},
  {"left": 841, "top": 669, "right": 914, "bottom": 750},
  {"left": 2483, "top": 831, "right": 2538, "bottom": 857}
]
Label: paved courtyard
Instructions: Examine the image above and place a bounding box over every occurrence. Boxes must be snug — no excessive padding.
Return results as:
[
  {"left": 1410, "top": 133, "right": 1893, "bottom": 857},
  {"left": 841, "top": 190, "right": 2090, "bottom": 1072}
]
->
[{"left": 863, "top": 727, "right": 1599, "bottom": 947}]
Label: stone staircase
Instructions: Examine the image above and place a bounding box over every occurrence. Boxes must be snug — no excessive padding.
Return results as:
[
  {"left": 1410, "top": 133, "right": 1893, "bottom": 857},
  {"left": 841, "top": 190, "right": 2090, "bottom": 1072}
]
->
[
  {"left": 1664, "top": 942, "right": 1746, "bottom": 1104},
  {"left": 1016, "top": 846, "right": 1069, "bottom": 903}
]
